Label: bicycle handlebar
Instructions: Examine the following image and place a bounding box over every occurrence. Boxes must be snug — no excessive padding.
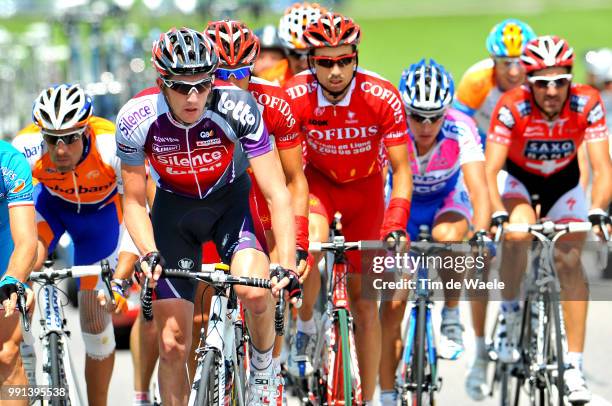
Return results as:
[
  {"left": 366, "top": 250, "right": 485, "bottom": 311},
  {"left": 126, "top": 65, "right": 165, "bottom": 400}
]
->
[
  {"left": 308, "top": 241, "right": 363, "bottom": 252},
  {"left": 504, "top": 221, "right": 593, "bottom": 235},
  {"left": 138, "top": 264, "right": 287, "bottom": 335}
]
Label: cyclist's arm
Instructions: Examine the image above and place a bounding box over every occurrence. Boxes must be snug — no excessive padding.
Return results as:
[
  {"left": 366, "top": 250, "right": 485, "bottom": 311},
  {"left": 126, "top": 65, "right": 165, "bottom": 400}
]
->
[
  {"left": 250, "top": 151, "right": 296, "bottom": 270},
  {"left": 386, "top": 143, "right": 412, "bottom": 200},
  {"left": 121, "top": 163, "right": 155, "bottom": 255},
  {"left": 277, "top": 144, "right": 309, "bottom": 219},
  {"left": 6, "top": 205, "right": 37, "bottom": 282},
  {"left": 462, "top": 160, "right": 491, "bottom": 232},
  {"left": 586, "top": 137, "right": 612, "bottom": 210},
  {"left": 484, "top": 141, "right": 508, "bottom": 214},
  {"left": 577, "top": 143, "right": 590, "bottom": 191}
]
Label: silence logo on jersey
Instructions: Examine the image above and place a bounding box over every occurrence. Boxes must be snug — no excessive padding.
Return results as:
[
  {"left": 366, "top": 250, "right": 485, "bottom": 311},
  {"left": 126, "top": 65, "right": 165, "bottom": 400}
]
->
[
  {"left": 156, "top": 148, "right": 225, "bottom": 168},
  {"left": 524, "top": 139, "right": 575, "bottom": 160},
  {"left": 118, "top": 100, "right": 155, "bottom": 138},
  {"left": 217, "top": 92, "right": 256, "bottom": 126},
  {"left": 497, "top": 106, "right": 515, "bottom": 129}
]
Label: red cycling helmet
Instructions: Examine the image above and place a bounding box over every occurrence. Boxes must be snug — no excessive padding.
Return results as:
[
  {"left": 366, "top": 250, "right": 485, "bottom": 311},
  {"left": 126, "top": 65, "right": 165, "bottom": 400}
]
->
[
  {"left": 303, "top": 12, "right": 361, "bottom": 49},
  {"left": 521, "top": 35, "right": 574, "bottom": 74},
  {"left": 205, "top": 20, "right": 260, "bottom": 67}
]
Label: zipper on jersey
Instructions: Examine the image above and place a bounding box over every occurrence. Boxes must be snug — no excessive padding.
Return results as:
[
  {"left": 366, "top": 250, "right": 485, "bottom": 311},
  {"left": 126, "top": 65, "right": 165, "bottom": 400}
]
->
[
  {"left": 72, "top": 171, "right": 81, "bottom": 213},
  {"left": 333, "top": 105, "right": 337, "bottom": 117},
  {"left": 184, "top": 127, "right": 203, "bottom": 198}
]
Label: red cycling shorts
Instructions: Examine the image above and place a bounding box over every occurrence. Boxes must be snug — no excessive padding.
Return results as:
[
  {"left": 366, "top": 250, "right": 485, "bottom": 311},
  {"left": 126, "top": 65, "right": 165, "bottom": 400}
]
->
[{"left": 306, "top": 165, "right": 384, "bottom": 273}]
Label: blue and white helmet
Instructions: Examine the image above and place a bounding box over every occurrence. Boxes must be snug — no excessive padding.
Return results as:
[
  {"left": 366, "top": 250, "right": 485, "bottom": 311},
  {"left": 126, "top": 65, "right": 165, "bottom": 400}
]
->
[{"left": 399, "top": 59, "right": 454, "bottom": 116}]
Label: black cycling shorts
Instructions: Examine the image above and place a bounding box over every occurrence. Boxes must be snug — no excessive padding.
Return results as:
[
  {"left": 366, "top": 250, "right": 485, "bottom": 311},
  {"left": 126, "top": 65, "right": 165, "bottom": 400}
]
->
[{"left": 152, "top": 173, "right": 266, "bottom": 302}]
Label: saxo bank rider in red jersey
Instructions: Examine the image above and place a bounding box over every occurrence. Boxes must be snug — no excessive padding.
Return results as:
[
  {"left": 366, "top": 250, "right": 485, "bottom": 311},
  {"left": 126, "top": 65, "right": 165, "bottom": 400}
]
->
[
  {"left": 284, "top": 13, "right": 413, "bottom": 403},
  {"left": 486, "top": 36, "right": 612, "bottom": 404},
  {"left": 115, "top": 28, "right": 301, "bottom": 405}
]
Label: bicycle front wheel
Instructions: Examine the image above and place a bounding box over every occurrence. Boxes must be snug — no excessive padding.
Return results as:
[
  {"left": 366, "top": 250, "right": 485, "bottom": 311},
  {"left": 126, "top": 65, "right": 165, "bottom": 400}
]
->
[
  {"left": 412, "top": 300, "right": 426, "bottom": 406},
  {"left": 193, "top": 350, "right": 222, "bottom": 406},
  {"left": 327, "top": 309, "right": 358, "bottom": 405},
  {"left": 48, "top": 332, "right": 69, "bottom": 406},
  {"left": 548, "top": 293, "right": 565, "bottom": 406}
]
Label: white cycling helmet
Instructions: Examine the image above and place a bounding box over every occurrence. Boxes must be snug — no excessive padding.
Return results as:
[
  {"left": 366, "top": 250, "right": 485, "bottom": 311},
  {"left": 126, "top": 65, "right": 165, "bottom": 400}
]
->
[
  {"left": 32, "top": 83, "right": 93, "bottom": 131},
  {"left": 278, "top": 2, "right": 327, "bottom": 50}
]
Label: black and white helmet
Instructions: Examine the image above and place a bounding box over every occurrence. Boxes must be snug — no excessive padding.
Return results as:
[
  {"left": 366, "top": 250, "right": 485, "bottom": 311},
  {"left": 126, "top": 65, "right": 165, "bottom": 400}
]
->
[
  {"left": 152, "top": 27, "right": 219, "bottom": 77},
  {"left": 32, "top": 84, "right": 93, "bottom": 130}
]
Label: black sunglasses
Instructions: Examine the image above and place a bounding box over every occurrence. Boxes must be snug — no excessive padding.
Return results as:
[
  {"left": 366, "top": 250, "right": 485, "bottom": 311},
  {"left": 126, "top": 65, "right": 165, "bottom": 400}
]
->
[
  {"left": 42, "top": 131, "right": 84, "bottom": 146},
  {"left": 162, "top": 77, "right": 213, "bottom": 95},
  {"left": 409, "top": 113, "right": 444, "bottom": 124}
]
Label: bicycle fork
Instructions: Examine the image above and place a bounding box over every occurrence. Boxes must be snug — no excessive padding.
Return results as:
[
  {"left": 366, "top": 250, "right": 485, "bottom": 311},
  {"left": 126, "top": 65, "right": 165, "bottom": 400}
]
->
[{"left": 397, "top": 301, "right": 439, "bottom": 397}]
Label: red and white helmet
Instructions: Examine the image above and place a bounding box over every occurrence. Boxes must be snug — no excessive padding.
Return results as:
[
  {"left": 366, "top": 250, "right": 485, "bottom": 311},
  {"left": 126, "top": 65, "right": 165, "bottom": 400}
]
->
[
  {"left": 278, "top": 2, "right": 327, "bottom": 50},
  {"left": 303, "top": 12, "right": 361, "bottom": 49},
  {"left": 521, "top": 35, "right": 574, "bottom": 74},
  {"left": 205, "top": 20, "right": 260, "bottom": 67},
  {"left": 152, "top": 27, "right": 218, "bottom": 77}
]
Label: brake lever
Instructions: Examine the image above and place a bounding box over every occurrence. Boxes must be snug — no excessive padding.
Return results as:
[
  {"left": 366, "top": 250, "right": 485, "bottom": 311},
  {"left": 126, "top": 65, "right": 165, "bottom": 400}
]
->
[
  {"left": 100, "top": 260, "right": 116, "bottom": 306},
  {"left": 16, "top": 283, "right": 30, "bottom": 332},
  {"left": 273, "top": 266, "right": 286, "bottom": 336}
]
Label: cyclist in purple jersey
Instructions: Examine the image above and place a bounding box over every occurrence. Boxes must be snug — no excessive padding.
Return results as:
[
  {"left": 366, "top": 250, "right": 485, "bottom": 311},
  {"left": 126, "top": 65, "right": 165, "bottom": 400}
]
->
[{"left": 116, "top": 28, "right": 300, "bottom": 405}]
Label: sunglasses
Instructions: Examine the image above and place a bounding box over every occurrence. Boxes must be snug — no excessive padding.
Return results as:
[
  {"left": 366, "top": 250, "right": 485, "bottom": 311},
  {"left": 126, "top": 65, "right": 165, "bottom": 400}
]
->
[
  {"left": 311, "top": 52, "right": 357, "bottom": 69},
  {"left": 42, "top": 128, "right": 85, "bottom": 145},
  {"left": 161, "top": 77, "right": 213, "bottom": 95},
  {"left": 216, "top": 66, "right": 253, "bottom": 81},
  {"left": 494, "top": 57, "right": 522, "bottom": 69},
  {"left": 409, "top": 112, "right": 444, "bottom": 124},
  {"left": 528, "top": 74, "right": 573, "bottom": 89}
]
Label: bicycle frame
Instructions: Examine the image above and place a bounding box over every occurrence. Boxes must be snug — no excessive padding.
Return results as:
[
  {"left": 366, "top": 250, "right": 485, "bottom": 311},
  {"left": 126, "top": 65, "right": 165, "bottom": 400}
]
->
[
  {"left": 189, "top": 280, "right": 245, "bottom": 406},
  {"left": 493, "top": 221, "right": 592, "bottom": 406},
  {"left": 29, "top": 263, "right": 113, "bottom": 406},
  {"left": 325, "top": 235, "right": 363, "bottom": 403}
]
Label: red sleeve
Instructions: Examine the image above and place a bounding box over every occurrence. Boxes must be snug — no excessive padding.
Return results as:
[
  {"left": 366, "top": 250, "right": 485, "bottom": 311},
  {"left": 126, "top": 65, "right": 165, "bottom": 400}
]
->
[
  {"left": 380, "top": 84, "right": 409, "bottom": 147},
  {"left": 269, "top": 90, "right": 301, "bottom": 150},
  {"left": 487, "top": 92, "right": 520, "bottom": 146}
]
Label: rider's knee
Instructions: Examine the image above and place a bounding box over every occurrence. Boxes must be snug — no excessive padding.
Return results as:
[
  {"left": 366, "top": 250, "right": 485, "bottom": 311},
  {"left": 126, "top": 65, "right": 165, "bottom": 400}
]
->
[
  {"left": 0, "top": 340, "right": 21, "bottom": 371},
  {"left": 79, "top": 291, "right": 115, "bottom": 360},
  {"left": 82, "top": 322, "right": 115, "bottom": 360},
  {"left": 158, "top": 335, "right": 188, "bottom": 364},
  {"left": 432, "top": 223, "right": 464, "bottom": 242},
  {"left": 235, "top": 285, "right": 269, "bottom": 315}
]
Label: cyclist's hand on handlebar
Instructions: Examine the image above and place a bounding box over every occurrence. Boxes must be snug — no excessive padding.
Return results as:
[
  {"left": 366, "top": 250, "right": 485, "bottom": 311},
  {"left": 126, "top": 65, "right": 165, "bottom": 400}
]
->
[
  {"left": 490, "top": 211, "right": 509, "bottom": 238},
  {"left": 0, "top": 276, "right": 27, "bottom": 317},
  {"left": 588, "top": 209, "right": 611, "bottom": 241},
  {"left": 270, "top": 266, "right": 302, "bottom": 307},
  {"left": 136, "top": 251, "right": 164, "bottom": 288},
  {"left": 383, "top": 229, "right": 409, "bottom": 252},
  {"left": 97, "top": 279, "right": 131, "bottom": 314}
]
